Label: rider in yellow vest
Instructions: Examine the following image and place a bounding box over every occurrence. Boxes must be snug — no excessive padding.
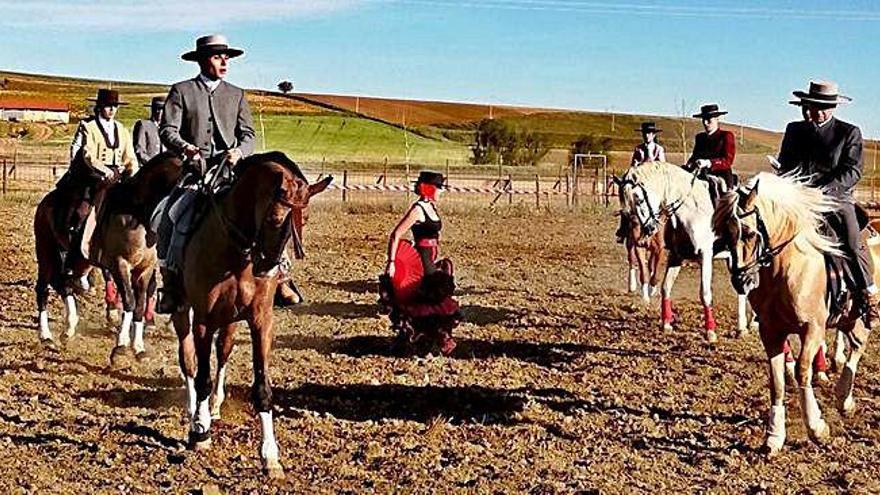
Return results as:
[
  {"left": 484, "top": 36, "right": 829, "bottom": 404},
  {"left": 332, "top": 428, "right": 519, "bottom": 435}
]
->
[{"left": 59, "top": 88, "right": 137, "bottom": 275}]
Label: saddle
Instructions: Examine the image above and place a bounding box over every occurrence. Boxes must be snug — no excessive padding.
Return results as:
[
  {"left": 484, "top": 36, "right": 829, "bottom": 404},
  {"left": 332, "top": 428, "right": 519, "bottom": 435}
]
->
[{"left": 824, "top": 204, "right": 875, "bottom": 325}]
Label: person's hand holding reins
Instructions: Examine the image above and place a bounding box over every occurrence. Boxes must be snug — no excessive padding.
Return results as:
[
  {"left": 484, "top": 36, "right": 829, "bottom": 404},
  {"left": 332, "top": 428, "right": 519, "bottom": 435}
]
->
[
  {"left": 183, "top": 143, "right": 201, "bottom": 160},
  {"left": 225, "top": 148, "right": 243, "bottom": 166}
]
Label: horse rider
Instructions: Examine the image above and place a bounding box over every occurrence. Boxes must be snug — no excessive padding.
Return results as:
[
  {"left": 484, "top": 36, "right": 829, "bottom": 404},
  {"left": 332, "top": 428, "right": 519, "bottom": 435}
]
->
[
  {"left": 156, "top": 34, "right": 255, "bottom": 313},
  {"left": 777, "top": 80, "right": 880, "bottom": 329},
  {"left": 133, "top": 96, "right": 166, "bottom": 166},
  {"left": 686, "top": 104, "right": 737, "bottom": 189},
  {"left": 57, "top": 88, "right": 137, "bottom": 278},
  {"left": 631, "top": 121, "right": 666, "bottom": 167}
]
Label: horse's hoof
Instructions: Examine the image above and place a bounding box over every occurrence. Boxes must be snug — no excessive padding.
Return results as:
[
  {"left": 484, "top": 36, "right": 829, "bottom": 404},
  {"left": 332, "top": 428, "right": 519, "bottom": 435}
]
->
[
  {"left": 263, "top": 458, "right": 285, "bottom": 479},
  {"left": 40, "top": 338, "right": 58, "bottom": 352},
  {"left": 816, "top": 371, "right": 830, "bottom": 384},
  {"left": 835, "top": 367, "right": 856, "bottom": 414},
  {"left": 109, "top": 346, "right": 134, "bottom": 369},
  {"left": 135, "top": 349, "right": 149, "bottom": 362},
  {"left": 735, "top": 328, "right": 748, "bottom": 339},
  {"left": 706, "top": 330, "right": 718, "bottom": 344},
  {"left": 188, "top": 431, "right": 212, "bottom": 451},
  {"left": 808, "top": 421, "right": 830, "bottom": 444},
  {"left": 760, "top": 442, "right": 784, "bottom": 459},
  {"left": 662, "top": 323, "right": 673, "bottom": 332}
]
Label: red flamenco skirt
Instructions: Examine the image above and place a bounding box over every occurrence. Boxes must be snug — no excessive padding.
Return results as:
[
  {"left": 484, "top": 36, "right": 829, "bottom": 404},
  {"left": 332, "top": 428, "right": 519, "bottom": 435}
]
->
[{"left": 379, "top": 241, "right": 462, "bottom": 355}]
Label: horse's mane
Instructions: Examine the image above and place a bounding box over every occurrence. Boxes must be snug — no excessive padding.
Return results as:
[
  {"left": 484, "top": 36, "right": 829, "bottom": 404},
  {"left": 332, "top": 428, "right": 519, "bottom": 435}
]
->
[
  {"left": 234, "top": 151, "right": 308, "bottom": 184},
  {"left": 714, "top": 172, "right": 841, "bottom": 256},
  {"left": 623, "top": 161, "right": 711, "bottom": 212}
]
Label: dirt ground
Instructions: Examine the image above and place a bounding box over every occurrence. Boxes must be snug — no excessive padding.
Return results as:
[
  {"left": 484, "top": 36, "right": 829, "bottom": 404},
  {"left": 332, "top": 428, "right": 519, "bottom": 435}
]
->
[{"left": 1, "top": 192, "right": 879, "bottom": 494}]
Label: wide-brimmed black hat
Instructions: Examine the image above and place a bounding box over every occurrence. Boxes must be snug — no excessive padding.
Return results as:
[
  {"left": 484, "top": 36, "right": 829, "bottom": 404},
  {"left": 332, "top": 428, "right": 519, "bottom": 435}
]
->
[
  {"left": 692, "top": 104, "right": 727, "bottom": 119},
  {"left": 145, "top": 96, "right": 165, "bottom": 109},
  {"left": 415, "top": 171, "right": 446, "bottom": 188},
  {"left": 181, "top": 34, "right": 244, "bottom": 62},
  {"left": 87, "top": 88, "right": 128, "bottom": 107},
  {"left": 791, "top": 80, "right": 851, "bottom": 107},
  {"left": 636, "top": 121, "right": 662, "bottom": 134}
]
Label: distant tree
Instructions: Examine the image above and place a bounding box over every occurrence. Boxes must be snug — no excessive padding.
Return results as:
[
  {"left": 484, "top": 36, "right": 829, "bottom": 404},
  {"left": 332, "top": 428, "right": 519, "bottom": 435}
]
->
[
  {"left": 471, "top": 119, "right": 549, "bottom": 166},
  {"left": 569, "top": 134, "right": 612, "bottom": 166},
  {"left": 277, "top": 81, "right": 294, "bottom": 94}
]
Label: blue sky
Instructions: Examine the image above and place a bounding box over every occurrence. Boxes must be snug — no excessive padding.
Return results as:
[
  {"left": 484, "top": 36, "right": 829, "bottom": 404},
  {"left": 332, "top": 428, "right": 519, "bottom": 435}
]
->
[{"left": 1, "top": 0, "right": 879, "bottom": 136}]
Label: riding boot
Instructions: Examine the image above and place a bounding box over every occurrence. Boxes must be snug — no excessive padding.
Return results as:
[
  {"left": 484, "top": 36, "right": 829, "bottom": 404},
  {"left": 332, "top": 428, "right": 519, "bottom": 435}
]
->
[{"left": 156, "top": 267, "right": 183, "bottom": 314}]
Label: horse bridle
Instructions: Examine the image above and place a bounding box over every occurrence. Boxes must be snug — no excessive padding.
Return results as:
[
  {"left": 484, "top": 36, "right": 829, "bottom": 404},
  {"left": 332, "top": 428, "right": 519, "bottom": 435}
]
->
[
  {"left": 199, "top": 159, "right": 308, "bottom": 275},
  {"left": 617, "top": 170, "right": 699, "bottom": 239},
  {"left": 728, "top": 191, "right": 795, "bottom": 291}
]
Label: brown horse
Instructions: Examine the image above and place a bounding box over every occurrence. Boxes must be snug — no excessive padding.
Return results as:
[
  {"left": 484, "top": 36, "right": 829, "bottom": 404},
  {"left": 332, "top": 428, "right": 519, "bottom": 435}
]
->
[
  {"left": 168, "top": 152, "right": 330, "bottom": 478},
  {"left": 714, "top": 172, "right": 876, "bottom": 456},
  {"left": 617, "top": 209, "right": 667, "bottom": 303},
  {"left": 34, "top": 153, "right": 184, "bottom": 359}
]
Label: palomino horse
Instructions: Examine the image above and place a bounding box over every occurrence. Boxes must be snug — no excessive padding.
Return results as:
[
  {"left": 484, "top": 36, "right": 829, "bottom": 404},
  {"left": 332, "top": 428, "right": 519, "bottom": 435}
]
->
[
  {"left": 33, "top": 153, "right": 184, "bottom": 358},
  {"left": 713, "top": 173, "right": 876, "bottom": 455},
  {"left": 617, "top": 161, "right": 751, "bottom": 342},
  {"left": 168, "top": 152, "right": 330, "bottom": 478}
]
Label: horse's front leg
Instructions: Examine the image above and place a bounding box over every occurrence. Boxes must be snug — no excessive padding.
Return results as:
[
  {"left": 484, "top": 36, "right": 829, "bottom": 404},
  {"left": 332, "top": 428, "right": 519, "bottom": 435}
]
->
[
  {"left": 131, "top": 268, "right": 152, "bottom": 357},
  {"left": 108, "top": 263, "right": 136, "bottom": 367},
  {"left": 635, "top": 246, "right": 650, "bottom": 303},
  {"left": 835, "top": 320, "right": 869, "bottom": 416},
  {"left": 189, "top": 321, "right": 214, "bottom": 450},
  {"left": 171, "top": 308, "right": 197, "bottom": 423},
  {"left": 248, "top": 303, "right": 283, "bottom": 478},
  {"left": 798, "top": 322, "right": 830, "bottom": 444},
  {"left": 760, "top": 327, "right": 787, "bottom": 456},
  {"left": 626, "top": 241, "right": 638, "bottom": 293},
  {"left": 699, "top": 249, "right": 717, "bottom": 343},
  {"left": 832, "top": 329, "right": 848, "bottom": 373},
  {"left": 211, "top": 323, "right": 237, "bottom": 420},
  {"left": 660, "top": 258, "right": 682, "bottom": 332}
]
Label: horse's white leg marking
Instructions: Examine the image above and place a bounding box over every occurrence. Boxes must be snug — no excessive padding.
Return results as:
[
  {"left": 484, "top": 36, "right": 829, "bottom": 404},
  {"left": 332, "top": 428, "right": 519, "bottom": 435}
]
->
[
  {"left": 133, "top": 321, "right": 145, "bottom": 354},
  {"left": 259, "top": 411, "right": 281, "bottom": 463},
  {"left": 116, "top": 311, "right": 133, "bottom": 348},
  {"left": 641, "top": 283, "right": 650, "bottom": 303},
  {"left": 766, "top": 352, "right": 787, "bottom": 453},
  {"left": 185, "top": 376, "right": 197, "bottom": 421},
  {"left": 39, "top": 310, "right": 52, "bottom": 341},
  {"left": 194, "top": 395, "right": 211, "bottom": 435},
  {"left": 699, "top": 249, "right": 713, "bottom": 308},
  {"left": 833, "top": 330, "right": 847, "bottom": 372},
  {"left": 750, "top": 310, "right": 760, "bottom": 330},
  {"left": 63, "top": 295, "right": 78, "bottom": 337},
  {"left": 628, "top": 267, "right": 638, "bottom": 293},
  {"left": 211, "top": 365, "right": 227, "bottom": 419},
  {"left": 736, "top": 294, "right": 748, "bottom": 335},
  {"left": 800, "top": 386, "right": 829, "bottom": 442},
  {"left": 835, "top": 344, "right": 863, "bottom": 415}
]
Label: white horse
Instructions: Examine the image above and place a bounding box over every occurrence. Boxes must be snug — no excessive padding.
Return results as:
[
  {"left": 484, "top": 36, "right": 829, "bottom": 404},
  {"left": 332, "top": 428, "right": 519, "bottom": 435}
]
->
[{"left": 617, "top": 161, "right": 753, "bottom": 342}]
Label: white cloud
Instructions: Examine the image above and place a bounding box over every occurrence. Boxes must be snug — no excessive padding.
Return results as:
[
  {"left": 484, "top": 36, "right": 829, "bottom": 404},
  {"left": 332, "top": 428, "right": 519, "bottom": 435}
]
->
[{"left": 0, "top": 0, "right": 369, "bottom": 31}]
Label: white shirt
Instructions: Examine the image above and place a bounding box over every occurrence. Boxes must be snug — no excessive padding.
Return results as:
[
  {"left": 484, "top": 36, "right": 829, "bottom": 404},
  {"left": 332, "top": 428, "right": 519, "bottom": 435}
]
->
[{"left": 199, "top": 73, "right": 221, "bottom": 93}]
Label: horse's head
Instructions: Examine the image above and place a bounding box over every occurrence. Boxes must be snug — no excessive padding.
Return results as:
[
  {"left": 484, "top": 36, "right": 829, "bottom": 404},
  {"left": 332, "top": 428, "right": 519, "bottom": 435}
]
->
[
  {"left": 617, "top": 172, "right": 662, "bottom": 240},
  {"left": 714, "top": 182, "right": 764, "bottom": 294},
  {"left": 252, "top": 167, "right": 333, "bottom": 275}
]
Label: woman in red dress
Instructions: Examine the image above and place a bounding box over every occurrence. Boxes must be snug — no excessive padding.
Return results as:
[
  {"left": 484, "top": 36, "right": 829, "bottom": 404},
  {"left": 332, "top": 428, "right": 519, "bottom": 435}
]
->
[{"left": 379, "top": 171, "right": 461, "bottom": 355}]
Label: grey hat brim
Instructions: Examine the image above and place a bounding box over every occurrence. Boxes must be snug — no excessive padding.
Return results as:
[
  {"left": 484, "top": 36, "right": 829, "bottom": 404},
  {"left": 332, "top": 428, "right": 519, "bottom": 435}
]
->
[
  {"left": 791, "top": 90, "right": 851, "bottom": 105},
  {"left": 181, "top": 46, "right": 244, "bottom": 62}
]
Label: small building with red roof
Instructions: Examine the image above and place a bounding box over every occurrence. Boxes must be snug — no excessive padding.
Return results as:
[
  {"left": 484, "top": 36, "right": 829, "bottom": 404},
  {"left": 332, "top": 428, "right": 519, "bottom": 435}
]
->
[{"left": 0, "top": 98, "right": 69, "bottom": 123}]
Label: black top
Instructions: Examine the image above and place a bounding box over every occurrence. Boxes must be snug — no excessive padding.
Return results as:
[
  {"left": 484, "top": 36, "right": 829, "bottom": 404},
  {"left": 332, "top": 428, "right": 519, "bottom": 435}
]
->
[
  {"left": 778, "top": 117, "right": 863, "bottom": 200},
  {"left": 410, "top": 201, "right": 442, "bottom": 241}
]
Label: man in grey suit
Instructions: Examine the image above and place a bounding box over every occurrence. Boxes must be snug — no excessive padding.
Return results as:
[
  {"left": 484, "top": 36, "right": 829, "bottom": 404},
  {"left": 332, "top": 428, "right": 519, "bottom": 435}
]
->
[
  {"left": 133, "top": 96, "right": 165, "bottom": 166},
  {"left": 156, "top": 34, "right": 255, "bottom": 313},
  {"left": 778, "top": 80, "right": 879, "bottom": 334}
]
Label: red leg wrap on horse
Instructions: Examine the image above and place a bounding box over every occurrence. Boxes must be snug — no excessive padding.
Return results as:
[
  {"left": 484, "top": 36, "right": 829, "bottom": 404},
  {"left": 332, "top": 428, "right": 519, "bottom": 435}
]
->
[
  {"left": 814, "top": 344, "right": 827, "bottom": 372},
  {"left": 105, "top": 279, "right": 119, "bottom": 306},
  {"left": 783, "top": 340, "right": 794, "bottom": 362},
  {"left": 146, "top": 296, "right": 156, "bottom": 322},
  {"left": 703, "top": 305, "right": 717, "bottom": 331},
  {"left": 661, "top": 298, "right": 674, "bottom": 324}
]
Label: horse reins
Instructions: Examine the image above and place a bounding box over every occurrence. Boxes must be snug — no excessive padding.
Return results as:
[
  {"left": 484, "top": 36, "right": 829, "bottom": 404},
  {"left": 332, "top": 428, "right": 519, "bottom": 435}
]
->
[{"left": 729, "top": 200, "right": 795, "bottom": 278}]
